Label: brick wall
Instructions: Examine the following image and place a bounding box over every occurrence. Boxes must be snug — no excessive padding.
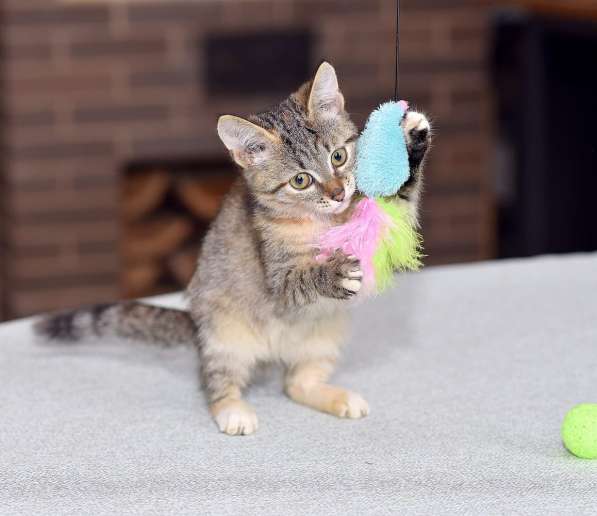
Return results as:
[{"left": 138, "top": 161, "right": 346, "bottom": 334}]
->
[
  {"left": 404, "top": 5, "right": 495, "bottom": 264},
  {"left": 0, "top": 0, "right": 495, "bottom": 319}
]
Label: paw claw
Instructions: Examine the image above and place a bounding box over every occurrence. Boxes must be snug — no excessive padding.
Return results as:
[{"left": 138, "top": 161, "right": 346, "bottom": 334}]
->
[{"left": 323, "top": 251, "right": 363, "bottom": 299}]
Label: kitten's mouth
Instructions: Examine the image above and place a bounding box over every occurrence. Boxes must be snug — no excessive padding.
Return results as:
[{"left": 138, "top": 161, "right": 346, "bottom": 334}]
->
[{"left": 330, "top": 196, "right": 351, "bottom": 214}]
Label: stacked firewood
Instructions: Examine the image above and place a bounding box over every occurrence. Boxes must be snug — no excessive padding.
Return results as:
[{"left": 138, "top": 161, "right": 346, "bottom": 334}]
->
[{"left": 121, "top": 169, "right": 234, "bottom": 298}]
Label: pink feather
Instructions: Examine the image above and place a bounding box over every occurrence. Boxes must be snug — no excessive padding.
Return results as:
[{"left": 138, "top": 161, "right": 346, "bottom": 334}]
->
[
  {"left": 316, "top": 198, "right": 389, "bottom": 286},
  {"left": 397, "top": 100, "right": 409, "bottom": 112}
]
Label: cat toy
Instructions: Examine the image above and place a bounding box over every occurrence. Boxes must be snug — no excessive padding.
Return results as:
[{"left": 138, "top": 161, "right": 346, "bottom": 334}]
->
[
  {"left": 562, "top": 404, "right": 597, "bottom": 459},
  {"left": 317, "top": 0, "right": 423, "bottom": 293}
]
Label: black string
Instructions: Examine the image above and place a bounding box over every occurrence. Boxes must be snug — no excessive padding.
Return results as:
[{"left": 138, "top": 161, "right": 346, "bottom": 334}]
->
[{"left": 394, "top": 0, "right": 400, "bottom": 101}]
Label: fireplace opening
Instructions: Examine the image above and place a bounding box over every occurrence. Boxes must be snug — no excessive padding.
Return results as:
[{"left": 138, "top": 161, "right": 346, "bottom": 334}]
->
[
  {"left": 121, "top": 159, "right": 236, "bottom": 299},
  {"left": 205, "top": 29, "right": 313, "bottom": 97}
]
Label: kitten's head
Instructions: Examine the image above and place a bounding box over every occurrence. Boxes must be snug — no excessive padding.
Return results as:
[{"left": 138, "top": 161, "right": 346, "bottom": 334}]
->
[{"left": 217, "top": 62, "right": 358, "bottom": 219}]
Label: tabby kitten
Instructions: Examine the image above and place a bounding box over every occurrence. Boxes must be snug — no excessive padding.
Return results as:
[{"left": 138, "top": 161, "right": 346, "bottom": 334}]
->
[{"left": 35, "top": 62, "right": 431, "bottom": 436}]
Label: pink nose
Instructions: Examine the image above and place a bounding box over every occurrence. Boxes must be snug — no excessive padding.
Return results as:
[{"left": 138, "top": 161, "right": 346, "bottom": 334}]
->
[{"left": 330, "top": 187, "right": 345, "bottom": 202}]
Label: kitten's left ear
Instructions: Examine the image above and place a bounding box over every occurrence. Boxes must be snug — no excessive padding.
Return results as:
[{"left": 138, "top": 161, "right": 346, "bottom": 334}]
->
[{"left": 308, "top": 61, "right": 345, "bottom": 120}]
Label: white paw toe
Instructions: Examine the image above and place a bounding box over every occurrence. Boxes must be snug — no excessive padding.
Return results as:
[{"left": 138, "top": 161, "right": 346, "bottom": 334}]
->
[
  {"left": 403, "top": 111, "right": 431, "bottom": 143},
  {"left": 336, "top": 392, "right": 370, "bottom": 419},
  {"left": 215, "top": 403, "right": 258, "bottom": 436},
  {"left": 403, "top": 111, "right": 429, "bottom": 130},
  {"left": 341, "top": 278, "right": 361, "bottom": 293}
]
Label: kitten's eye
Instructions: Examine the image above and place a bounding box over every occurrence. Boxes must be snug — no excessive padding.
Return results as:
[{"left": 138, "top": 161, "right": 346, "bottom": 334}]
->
[
  {"left": 289, "top": 173, "right": 313, "bottom": 190},
  {"left": 331, "top": 147, "right": 347, "bottom": 167}
]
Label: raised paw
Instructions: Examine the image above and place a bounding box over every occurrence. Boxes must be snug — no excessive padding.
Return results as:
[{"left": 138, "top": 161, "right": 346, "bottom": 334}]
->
[
  {"left": 401, "top": 110, "right": 431, "bottom": 169},
  {"left": 324, "top": 250, "right": 362, "bottom": 299},
  {"left": 211, "top": 399, "right": 259, "bottom": 436},
  {"left": 331, "top": 390, "right": 370, "bottom": 419}
]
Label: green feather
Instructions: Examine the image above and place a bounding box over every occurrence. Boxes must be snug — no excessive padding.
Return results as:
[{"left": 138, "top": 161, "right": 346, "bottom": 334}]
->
[{"left": 373, "top": 198, "right": 424, "bottom": 292}]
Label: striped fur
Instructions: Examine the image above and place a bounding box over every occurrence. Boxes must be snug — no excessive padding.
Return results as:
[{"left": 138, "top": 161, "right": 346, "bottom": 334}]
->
[
  {"left": 35, "top": 301, "right": 196, "bottom": 346},
  {"left": 34, "top": 62, "right": 432, "bottom": 436}
]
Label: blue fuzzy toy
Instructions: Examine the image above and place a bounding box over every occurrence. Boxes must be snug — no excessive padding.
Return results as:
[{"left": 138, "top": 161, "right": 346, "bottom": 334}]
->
[{"left": 356, "top": 100, "right": 410, "bottom": 197}]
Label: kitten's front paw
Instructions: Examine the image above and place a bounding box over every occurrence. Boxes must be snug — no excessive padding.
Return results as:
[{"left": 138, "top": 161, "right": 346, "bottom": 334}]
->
[
  {"left": 211, "top": 399, "right": 259, "bottom": 436},
  {"left": 402, "top": 111, "right": 431, "bottom": 168},
  {"left": 323, "top": 251, "right": 362, "bottom": 299},
  {"left": 331, "top": 390, "right": 370, "bottom": 419}
]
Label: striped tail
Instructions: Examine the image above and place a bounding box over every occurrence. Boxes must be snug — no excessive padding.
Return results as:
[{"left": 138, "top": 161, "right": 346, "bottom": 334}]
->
[{"left": 34, "top": 301, "right": 197, "bottom": 347}]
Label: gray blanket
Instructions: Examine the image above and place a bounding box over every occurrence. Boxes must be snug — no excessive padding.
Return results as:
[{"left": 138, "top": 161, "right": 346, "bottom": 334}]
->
[{"left": 2, "top": 254, "right": 597, "bottom": 515}]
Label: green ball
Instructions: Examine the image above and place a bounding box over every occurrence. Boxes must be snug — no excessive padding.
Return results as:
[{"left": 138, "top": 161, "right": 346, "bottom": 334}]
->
[{"left": 561, "top": 404, "right": 597, "bottom": 459}]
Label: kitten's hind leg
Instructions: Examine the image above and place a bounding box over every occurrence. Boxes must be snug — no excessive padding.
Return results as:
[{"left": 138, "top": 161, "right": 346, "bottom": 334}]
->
[
  {"left": 285, "top": 360, "right": 369, "bottom": 419},
  {"left": 200, "top": 336, "right": 258, "bottom": 436}
]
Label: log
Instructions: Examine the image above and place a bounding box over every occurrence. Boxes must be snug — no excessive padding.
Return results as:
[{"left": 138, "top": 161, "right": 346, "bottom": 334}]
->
[
  {"left": 176, "top": 176, "right": 233, "bottom": 220},
  {"left": 122, "top": 170, "right": 170, "bottom": 222},
  {"left": 168, "top": 246, "right": 199, "bottom": 286},
  {"left": 122, "top": 215, "right": 194, "bottom": 262},
  {"left": 121, "top": 262, "right": 162, "bottom": 298}
]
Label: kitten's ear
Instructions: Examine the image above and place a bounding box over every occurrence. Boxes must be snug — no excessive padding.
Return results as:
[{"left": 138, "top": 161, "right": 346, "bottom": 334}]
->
[
  {"left": 308, "top": 62, "right": 345, "bottom": 120},
  {"left": 217, "top": 115, "right": 277, "bottom": 168}
]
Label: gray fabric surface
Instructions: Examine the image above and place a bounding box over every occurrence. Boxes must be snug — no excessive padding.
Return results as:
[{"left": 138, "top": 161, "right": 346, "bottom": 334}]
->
[{"left": 2, "top": 254, "right": 597, "bottom": 515}]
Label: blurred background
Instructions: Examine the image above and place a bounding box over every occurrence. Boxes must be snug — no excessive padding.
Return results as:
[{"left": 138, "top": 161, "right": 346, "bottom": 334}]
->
[{"left": 0, "top": 0, "right": 595, "bottom": 321}]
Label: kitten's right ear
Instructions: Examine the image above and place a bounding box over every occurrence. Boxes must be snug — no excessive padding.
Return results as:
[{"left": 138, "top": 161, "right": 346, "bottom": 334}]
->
[{"left": 217, "top": 115, "right": 277, "bottom": 169}]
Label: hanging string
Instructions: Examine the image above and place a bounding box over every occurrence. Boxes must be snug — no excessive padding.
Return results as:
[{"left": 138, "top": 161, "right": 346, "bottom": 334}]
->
[{"left": 394, "top": 0, "right": 400, "bottom": 101}]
